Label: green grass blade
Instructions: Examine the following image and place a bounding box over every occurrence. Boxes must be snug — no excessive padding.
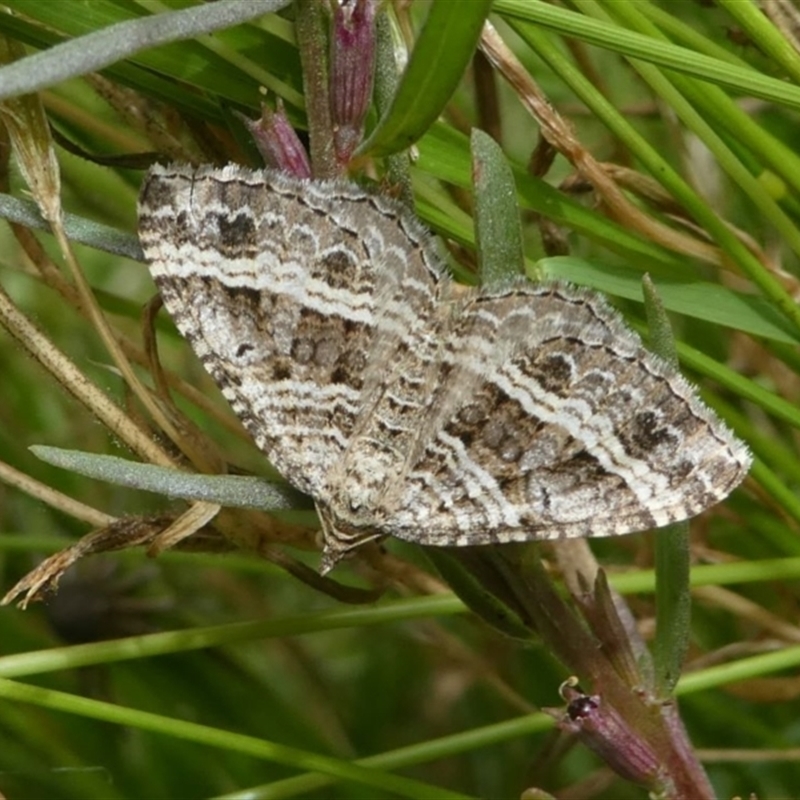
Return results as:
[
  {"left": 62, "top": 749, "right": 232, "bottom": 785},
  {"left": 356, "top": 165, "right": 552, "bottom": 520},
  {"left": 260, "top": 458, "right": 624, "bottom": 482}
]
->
[
  {"left": 361, "top": 1, "right": 493, "bottom": 156},
  {"left": 541, "top": 257, "right": 800, "bottom": 345},
  {"left": 0, "top": 0, "right": 292, "bottom": 101},
  {"left": 0, "top": 677, "right": 473, "bottom": 800},
  {"left": 642, "top": 277, "right": 691, "bottom": 695},
  {"left": 471, "top": 128, "right": 525, "bottom": 286},
  {"left": 494, "top": 0, "right": 800, "bottom": 110}
]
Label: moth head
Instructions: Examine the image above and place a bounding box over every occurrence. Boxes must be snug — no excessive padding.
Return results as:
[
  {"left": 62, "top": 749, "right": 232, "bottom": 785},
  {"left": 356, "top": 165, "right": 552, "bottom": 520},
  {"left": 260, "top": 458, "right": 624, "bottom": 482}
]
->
[{"left": 316, "top": 501, "right": 382, "bottom": 575}]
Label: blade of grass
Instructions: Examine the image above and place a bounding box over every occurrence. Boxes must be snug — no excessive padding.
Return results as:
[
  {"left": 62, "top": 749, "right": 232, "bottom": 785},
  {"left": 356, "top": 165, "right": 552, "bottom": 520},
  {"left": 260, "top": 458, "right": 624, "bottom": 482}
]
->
[
  {"left": 0, "top": 677, "right": 474, "bottom": 800},
  {"left": 494, "top": 0, "right": 800, "bottom": 110},
  {"left": 217, "top": 712, "right": 554, "bottom": 800},
  {"left": 471, "top": 128, "right": 525, "bottom": 286},
  {"left": 504, "top": 14, "right": 800, "bottom": 334},
  {"left": 541, "top": 257, "right": 800, "bottom": 346},
  {"left": 677, "top": 645, "right": 800, "bottom": 695},
  {"left": 0, "top": 191, "right": 142, "bottom": 260},
  {"left": 642, "top": 276, "right": 691, "bottom": 695},
  {"left": 636, "top": 2, "right": 800, "bottom": 199},
  {"left": 361, "top": 1, "right": 493, "bottom": 156},
  {"left": 719, "top": 0, "right": 800, "bottom": 84},
  {"left": 30, "top": 445, "right": 309, "bottom": 511},
  {"left": 0, "top": 595, "right": 465, "bottom": 678},
  {"left": 415, "top": 124, "right": 696, "bottom": 274},
  {"left": 0, "top": 0, "right": 292, "bottom": 101},
  {"left": 591, "top": 0, "right": 800, "bottom": 252}
]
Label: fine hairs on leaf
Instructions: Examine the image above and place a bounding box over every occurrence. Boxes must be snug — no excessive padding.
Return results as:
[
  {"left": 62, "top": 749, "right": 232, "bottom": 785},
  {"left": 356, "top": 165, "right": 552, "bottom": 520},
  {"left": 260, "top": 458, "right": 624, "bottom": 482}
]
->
[{"left": 30, "top": 445, "right": 309, "bottom": 511}]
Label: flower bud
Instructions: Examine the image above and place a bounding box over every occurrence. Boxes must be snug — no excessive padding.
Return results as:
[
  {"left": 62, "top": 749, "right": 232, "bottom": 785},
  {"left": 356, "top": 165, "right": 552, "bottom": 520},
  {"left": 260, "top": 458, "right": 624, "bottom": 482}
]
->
[
  {"left": 550, "top": 682, "right": 663, "bottom": 788},
  {"left": 240, "top": 103, "right": 311, "bottom": 178},
  {"left": 329, "top": 0, "right": 377, "bottom": 164}
]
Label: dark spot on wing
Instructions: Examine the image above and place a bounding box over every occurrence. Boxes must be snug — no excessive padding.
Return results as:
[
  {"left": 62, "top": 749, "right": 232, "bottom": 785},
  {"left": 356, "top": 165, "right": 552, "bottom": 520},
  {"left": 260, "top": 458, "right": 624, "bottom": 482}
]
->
[
  {"left": 218, "top": 212, "right": 256, "bottom": 252},
  {"left": 318, "top": 248, "right": 358, "bottom": 289},
  {"left": 272, "top": 361, "right": 291, "bottom": 380},
  {"left": 618, "top": 410, "right": 679, "bottom": 458}
]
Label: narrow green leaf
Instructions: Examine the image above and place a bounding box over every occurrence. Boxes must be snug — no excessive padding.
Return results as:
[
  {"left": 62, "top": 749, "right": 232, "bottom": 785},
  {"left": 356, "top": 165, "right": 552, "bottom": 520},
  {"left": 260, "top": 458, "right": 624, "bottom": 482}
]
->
[
  {"left": 718, "top": 0, "right": 800, "bottom": 85},
  {"left": 507, "top": 14, "right": 800, "bottom": 334},
  {"left": 236, "top": 714, "right": 554, "bottom": 800},
  {"left": 374, "top": 11, "right": 413, "bottom": 207},
  {"left": 470, "top": 129, "right": 524, "bottom": 288},
  {"left": 0, "top": 595, "right": 466, "bottom": 678},
  {"left": 0, "top": 677, "right": 473, "bottom": 800},
  {"left": 425, "top": 549, "right": 533, "bottom": 641},
  {"left": 494, "top": 0, "right": 800, "bottom": 111},
  {"left": 30, "top": 445, "right": 309, "bottom": 511},
  {"left": 415, "top": 125, "right": 697, "bottom": 273},
  {"left": 0, "top": 10, "right": 235, "bottom": 119},
  {"left": 642, "top": 277, "right": 690, "bottom": 696},
  {"left": 541, "top": 257, "right": 800, "bottom": 346},
  {"left": 0, "top": 191, "right": 142, "bottom": 260},
  {"left": 669, "top": 338, "right": 800, "bottom": 432},
  {"left": 642, "top": 275, "right": 679, "bottom": 367},
  {"left": 676, "top": 645, "right": 800, "bottom": 696},
  {"left": 0, "top": 0, "right": 292, "bottom": 101},
  {"left": 361, "top": 0, "right": 493, "bottom": 156}
]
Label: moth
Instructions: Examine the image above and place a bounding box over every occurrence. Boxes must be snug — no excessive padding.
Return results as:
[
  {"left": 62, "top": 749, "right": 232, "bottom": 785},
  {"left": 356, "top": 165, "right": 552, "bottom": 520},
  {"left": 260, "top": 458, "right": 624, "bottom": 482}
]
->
[{"left": 138, "top": 163, "right": 750, "bottom": 573}]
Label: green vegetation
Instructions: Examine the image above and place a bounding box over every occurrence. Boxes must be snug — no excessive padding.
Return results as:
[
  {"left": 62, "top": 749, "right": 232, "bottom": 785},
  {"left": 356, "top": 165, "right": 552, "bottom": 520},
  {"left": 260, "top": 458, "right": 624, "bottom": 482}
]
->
[{"left": 0, "top": 2, "right": 797, "bottom": 797}]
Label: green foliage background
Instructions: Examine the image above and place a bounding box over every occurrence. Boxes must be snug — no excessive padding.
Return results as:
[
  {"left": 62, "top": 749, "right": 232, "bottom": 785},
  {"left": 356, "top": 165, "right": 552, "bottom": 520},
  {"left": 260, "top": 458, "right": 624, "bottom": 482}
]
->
[{"left": 0, "top": 1, "right": 799, "bottom": 798}]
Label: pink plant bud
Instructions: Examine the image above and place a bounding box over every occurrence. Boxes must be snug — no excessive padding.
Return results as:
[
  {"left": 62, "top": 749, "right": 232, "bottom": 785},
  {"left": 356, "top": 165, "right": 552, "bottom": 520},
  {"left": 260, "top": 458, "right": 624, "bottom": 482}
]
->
[
  {"left": 548, "top": 683, "right": 663, "bottom": 788},
  {"left": 329, "top": 0, "right": 377, "bottom": 164},
  {"left": 240, "top": 103, "right": 311, "bottom": 179}
]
